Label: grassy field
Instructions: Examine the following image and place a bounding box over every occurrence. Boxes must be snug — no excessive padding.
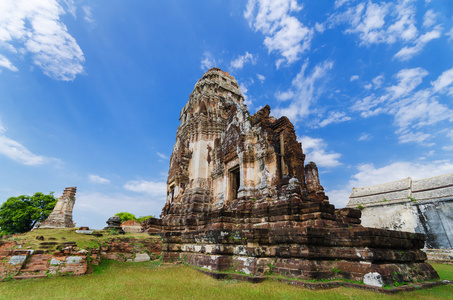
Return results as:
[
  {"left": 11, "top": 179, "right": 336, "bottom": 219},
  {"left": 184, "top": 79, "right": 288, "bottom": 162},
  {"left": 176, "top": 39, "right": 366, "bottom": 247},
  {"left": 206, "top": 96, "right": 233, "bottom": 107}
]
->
[{"left": 0, "top": 260, "right": 452, "bottom": 299}]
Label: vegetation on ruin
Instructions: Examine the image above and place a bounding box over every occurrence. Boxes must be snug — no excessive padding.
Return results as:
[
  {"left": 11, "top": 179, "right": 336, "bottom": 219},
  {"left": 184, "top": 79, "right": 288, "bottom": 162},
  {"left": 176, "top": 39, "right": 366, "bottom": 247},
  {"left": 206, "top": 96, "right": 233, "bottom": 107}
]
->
[
  {"left": 0, "top": 192, "right": 57, "bottom": 235},
  {"left": 0, "top": 260, "right": 452, "bottom": 299}
]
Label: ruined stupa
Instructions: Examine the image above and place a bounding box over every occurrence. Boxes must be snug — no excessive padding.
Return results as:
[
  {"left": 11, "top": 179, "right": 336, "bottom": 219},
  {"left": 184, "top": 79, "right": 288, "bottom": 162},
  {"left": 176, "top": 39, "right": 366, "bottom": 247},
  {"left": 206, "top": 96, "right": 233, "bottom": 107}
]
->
[
  {"left": 160, "top": 68, "right": 438, "bottom": 285},
  {"left": 40, "top": 187, "right": 76, "bottom": 228}
]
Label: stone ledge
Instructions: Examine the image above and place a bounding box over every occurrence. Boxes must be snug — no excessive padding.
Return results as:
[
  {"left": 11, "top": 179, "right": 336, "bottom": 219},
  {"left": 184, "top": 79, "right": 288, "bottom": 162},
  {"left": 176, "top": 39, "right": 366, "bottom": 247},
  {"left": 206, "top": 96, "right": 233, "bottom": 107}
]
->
[{"left": 196, "top": 267, "right": 451, "bottom": 293}]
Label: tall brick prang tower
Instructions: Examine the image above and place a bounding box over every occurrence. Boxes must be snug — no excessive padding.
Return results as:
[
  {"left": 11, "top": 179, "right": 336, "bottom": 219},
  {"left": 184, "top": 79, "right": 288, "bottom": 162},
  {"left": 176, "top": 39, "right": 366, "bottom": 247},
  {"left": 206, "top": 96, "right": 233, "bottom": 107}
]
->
[{"left": 160, "top": 68, "right": 439, "bottom": 286}]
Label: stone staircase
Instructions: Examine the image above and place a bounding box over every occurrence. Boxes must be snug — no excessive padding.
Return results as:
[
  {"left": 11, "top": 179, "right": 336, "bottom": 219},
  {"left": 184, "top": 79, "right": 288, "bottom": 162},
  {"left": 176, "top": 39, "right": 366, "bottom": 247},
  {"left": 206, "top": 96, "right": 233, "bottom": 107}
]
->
[{"left": 13, "top": 254, "right": 52, "bottom": 279}]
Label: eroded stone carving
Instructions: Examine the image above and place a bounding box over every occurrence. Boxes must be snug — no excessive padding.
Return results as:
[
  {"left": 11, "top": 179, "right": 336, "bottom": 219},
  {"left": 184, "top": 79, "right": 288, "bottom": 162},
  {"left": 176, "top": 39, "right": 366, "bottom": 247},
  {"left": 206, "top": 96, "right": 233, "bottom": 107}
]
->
[
  {"left": 40, "top": 187, "right": 76, "bottom": 229},
  {"left": 160, "top": 68, "right": 439, "bottom": 285}
]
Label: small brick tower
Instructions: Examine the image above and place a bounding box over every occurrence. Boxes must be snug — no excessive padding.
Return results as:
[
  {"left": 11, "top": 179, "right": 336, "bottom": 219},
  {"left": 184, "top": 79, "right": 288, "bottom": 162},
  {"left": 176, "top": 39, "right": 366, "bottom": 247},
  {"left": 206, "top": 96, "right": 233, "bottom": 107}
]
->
[{"left": 39, "top": 187, "right": 76, "bottom": 228}]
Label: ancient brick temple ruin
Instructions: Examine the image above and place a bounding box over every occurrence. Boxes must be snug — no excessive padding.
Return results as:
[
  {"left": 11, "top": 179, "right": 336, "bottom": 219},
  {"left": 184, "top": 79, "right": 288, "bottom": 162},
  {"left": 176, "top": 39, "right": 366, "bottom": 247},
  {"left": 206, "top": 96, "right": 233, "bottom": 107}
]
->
[
  {"left": 40, "top": 187, "right": 76, "bottom": 228},
  {"left": 160, "top": 68, "right": 439, "bottom": 285}
]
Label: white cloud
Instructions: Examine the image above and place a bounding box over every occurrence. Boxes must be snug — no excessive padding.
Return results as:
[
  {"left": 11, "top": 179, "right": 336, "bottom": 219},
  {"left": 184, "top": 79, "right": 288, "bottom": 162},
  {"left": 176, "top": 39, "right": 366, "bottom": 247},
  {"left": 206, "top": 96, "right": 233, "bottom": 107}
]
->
[
  {"left": 239, "top": 79, "right": 255, "bottom": 107},
  {"left": 157, "top": 152, "right": 169, "bottom": 160},
  {"left": 230, "top": 52, "right": 257, "bottom": 69},
  {"left": 327, "top": 160, "right": 453, "bottom": 207},
  {"left": 393, "top": 27, "right": 442, "bottom": 61},
  {"left": 447, "top": 27, "right": 453, "bottom": 41},
  {"left": 0, "top": 54, "right": 18, "bottom": 72},
  {"left": 358, "top": 133, "right": 371, "bottom": 141},
  {"left": 350, "top": 75, "right": 359, "bottom": 81},
  {"left": 393, "top": 90, "right": 453, "bottom": 132},
  {"left": 431, "top": 67, "right": 453, "bottom": 95},
  {"left": 244, "top": 0, "right": 314, "bottom": 67},
  {"left": 318, "top": 111, "right": 351, "bottom": 127},
  {"left": 314, "top": 22, "right": 325, "bottom": 33},
  {"left": 352, "top": 66, "right": 453, "bottom": 144},
  {"left": 423, "top": 9, "right": 437, "bottom": 28},
  {"left": 124, "top": 179, "right": 167, "bottom": 197},
  {"left": 0, "top": 118, "right": 59, "bottom": 166},
  {"left": 332, "top": 0, "right": 440, "bottom": 61},
  {"left": 371, "top": 75, "right": 384, "bottom": 88},
  {"left": 82, "top": 5, "right": 95, "bottom": 24},
  {"left": 200, "top": 51, "right": 219, "bottom": 70},
  {"left": 0, "top": 0, "right": 85, "bottom": 80},
  {"left": 88, "top": 174, "right": 110, "bottom": 184},
  {"left": 334, "top": 0, "right": 351, "bottom": 9},
  {"left": 0, "top": 135, "right": 48, "bottom": 165},
  {"left": 299, "top": 136, "right": 341, "bottom": 168},
  {"left": 257, "top": 73, "right": 266, "bottom": 83},
  {"left": 273, "top": 60, "right": 333, "bottom": 123},
  {"left": 446, "top": 129, "right": 453, "bottom": 140},
  {"left": 386, "top": 67, "right": 428, "bottom": 99}
]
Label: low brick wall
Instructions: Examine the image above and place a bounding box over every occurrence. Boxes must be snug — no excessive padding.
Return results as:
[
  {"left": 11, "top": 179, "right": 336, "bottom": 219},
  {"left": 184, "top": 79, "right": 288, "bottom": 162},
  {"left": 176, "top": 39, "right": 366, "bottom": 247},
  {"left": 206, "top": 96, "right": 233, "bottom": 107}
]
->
[{"left": 0, "top": 236, "right": 162, "bottom": 281}]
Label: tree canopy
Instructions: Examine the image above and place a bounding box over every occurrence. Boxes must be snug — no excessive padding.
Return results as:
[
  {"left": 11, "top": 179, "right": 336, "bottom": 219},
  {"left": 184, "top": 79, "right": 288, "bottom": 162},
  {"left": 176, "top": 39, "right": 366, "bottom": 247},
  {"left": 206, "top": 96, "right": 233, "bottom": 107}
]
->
[
  {"left": 0, "top": 192, "right": 57, "bottom": 235},
  {"left": 115, "top": 212, "right": 136, "bottom": 222},
  {"left": 114, "top": 212, "right": 156, "bottom": 224}
]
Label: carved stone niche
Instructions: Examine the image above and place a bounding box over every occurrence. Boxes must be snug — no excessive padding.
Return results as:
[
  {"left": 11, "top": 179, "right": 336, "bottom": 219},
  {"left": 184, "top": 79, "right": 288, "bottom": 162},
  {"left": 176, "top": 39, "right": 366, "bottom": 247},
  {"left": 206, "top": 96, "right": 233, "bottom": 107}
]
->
[{"left": 159, "top": 68, "right": 439, "bottom": 286}]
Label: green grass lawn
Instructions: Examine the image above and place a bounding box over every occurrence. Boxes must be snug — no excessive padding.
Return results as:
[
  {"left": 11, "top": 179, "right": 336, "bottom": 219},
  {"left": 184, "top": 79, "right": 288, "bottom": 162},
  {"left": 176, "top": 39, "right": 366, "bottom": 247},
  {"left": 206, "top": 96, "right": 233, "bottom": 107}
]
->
[{"left": 0, "top": 261, "right": 452, "bottom": 299}]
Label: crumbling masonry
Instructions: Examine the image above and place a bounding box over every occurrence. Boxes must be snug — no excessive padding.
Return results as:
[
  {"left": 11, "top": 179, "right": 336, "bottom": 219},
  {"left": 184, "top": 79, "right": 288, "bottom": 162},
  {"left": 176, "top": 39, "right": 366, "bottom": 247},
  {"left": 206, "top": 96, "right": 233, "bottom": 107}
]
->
[
  {"left": 40, "top": 187, "right": 76, "bottom": 228},
  {"left": 160, "top": 68, "right": 438, "bottom": 285}
]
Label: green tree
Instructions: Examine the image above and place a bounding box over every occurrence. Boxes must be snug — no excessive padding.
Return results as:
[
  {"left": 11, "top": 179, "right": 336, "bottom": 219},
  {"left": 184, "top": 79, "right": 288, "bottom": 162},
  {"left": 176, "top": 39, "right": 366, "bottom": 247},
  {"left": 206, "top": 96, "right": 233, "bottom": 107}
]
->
[
  {"left": 115, "top": 212, "right": 136, "bottom": 222},
  {"left": 0, "top": 192, "right": 57, "bottom": 235},
  {"left": 136, "top": 215, "right": 156, "bottom": 223}
]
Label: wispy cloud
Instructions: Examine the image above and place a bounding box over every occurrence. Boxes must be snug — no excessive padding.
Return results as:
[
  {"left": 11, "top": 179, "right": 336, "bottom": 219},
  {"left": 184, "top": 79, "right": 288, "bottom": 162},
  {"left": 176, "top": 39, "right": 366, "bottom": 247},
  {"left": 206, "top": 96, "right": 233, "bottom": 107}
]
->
[
  {"left": 331, "top": 1, "right": 417, "bottom": 45},
  {"left": 334, "top": 0, "right": 352, "bottom": 9},
  {"left": 230, "top": 52, "right": 257, "bottom": 69},
  {"left": 0, "top": 0, "right": 85, "bottom": 80},
  {"left": 423, "top": 9, "right": 437, "bottom": 28},
  {"left": 200, "top": 51, "right": 220, "bottom": 70},
  {"left": 393, "top": 27, "right": 442, "bottom": 61},
  {"left": 358, "top": 133, "right": 372, "bottom": 141},
  {"left": 299, "top": 136, "right": 342, "bottom": 168},
  {"left": 447, "top": 27, "right": 453, "bottom": 41},
  {"left": 239, "top": 78, "right": 255, "bottom": 107},
  {"left": 352, "top": 67, "right": 453, "bottom": 144},
  {"left": 331, "top": 0, "right": 440, "bottom": 61},
  {"left": 0, "top": 54, "right": 18, "bottom": 72},
  {"left": 82, "top": 5, "right": 95, "bottom": 24},
  {"left": 157, "top": 152, "right": 169, "bottom": 160},
  {"left": 257, "top": 74, "right": 266, "bottom": 83},
  {"left": 431, "top": 67, "right": 453, "bottom": 95},
  {"left": 273, "top": 60, "right": 333, "bottom": 123},
  {"left": 318, "top": 111, "right": 351, "bottom": 128},
  {"left": 244, "top": 0, "right": 314, "bottom": 68},
  {"left": 88, "top": 174, "right": 110, "bottom": 184},
  {"left": 124, "top": 179, "right": 167, "bottom": 197},
  {"left": 0, "top": 118, "right": 59, "bottom": 166},
  {"left": 350, "top": 75, "right": 359, "bottom": 81}
]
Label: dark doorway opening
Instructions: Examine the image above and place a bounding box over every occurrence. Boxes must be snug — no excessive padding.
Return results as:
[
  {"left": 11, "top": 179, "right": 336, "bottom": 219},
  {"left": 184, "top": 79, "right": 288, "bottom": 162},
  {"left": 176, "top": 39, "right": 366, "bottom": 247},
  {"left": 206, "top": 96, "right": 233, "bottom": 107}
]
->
[{"left": 230, "top": 166, "right": 240, "bottom": 200}]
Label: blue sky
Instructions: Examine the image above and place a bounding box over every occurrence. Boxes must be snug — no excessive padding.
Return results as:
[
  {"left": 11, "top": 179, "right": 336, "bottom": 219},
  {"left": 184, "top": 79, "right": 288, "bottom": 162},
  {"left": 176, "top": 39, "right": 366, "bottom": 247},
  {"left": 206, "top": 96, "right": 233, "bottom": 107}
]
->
[{"left": 1, "top": 0, "right": 453, "bottom": 229}]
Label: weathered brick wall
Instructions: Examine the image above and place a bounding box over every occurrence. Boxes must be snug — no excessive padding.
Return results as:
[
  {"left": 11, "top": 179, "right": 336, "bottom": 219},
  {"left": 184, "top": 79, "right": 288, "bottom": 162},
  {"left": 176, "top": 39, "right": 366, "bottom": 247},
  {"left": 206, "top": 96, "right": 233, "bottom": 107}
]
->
[{"left": 0, "top": 237, "right": 162, "bottom": 281}]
